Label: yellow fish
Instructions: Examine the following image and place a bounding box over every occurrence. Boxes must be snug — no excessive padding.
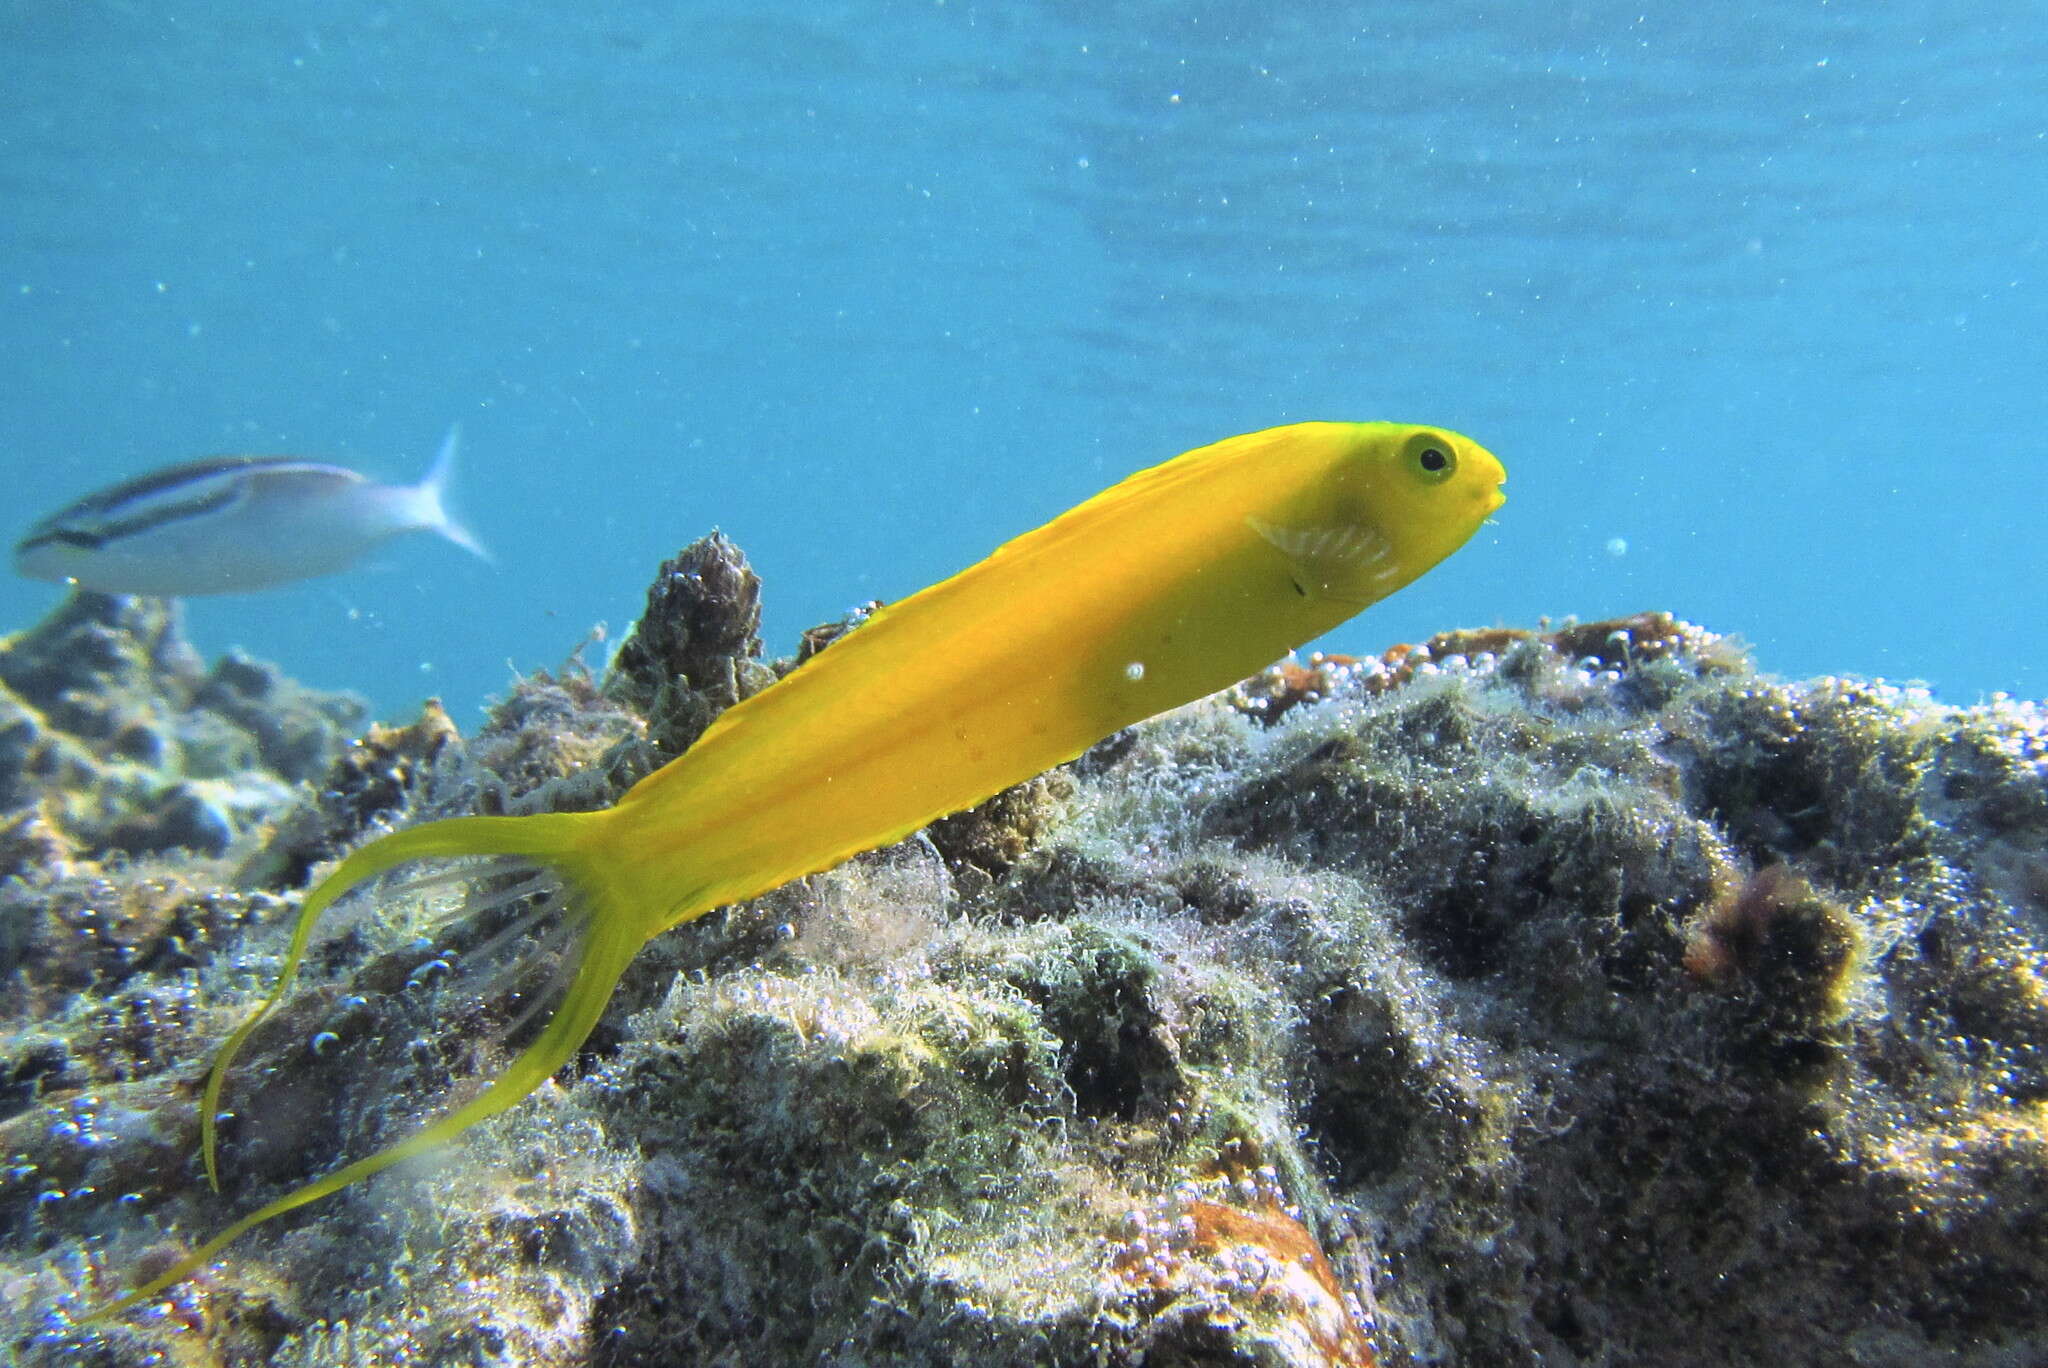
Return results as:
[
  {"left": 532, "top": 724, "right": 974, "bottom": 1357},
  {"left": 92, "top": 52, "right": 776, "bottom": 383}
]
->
[{"left": 95, "top": 420, "right": 1504, "bottom": 1315}]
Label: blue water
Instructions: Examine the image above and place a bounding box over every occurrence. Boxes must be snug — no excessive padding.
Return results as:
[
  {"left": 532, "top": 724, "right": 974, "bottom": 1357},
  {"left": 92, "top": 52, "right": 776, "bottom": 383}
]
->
[{"left": 3, "top": 3, "right": 2042, "bottom": 724}]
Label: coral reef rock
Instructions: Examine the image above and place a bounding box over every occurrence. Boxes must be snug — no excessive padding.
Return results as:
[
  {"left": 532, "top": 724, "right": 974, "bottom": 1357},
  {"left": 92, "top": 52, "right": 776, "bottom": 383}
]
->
[
  {"left": 2, "top": 581, "right": 2044, "bottom": 1368},
  {"left": 0, "top": 592, "right": 365, "bottom": 872},
  {"left": 604, "top": 531, "right": 774, "bottom": 758}
]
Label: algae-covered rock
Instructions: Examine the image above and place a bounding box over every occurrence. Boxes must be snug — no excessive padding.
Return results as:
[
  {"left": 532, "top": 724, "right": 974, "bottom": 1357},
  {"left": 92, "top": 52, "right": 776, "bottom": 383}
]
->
[
  {"left": 604, "top": 531, "right": 775, "bottom": 759},
  {"left": 0, "top": 592, "right": 365, "bottom": 871},
  {"left": 2, "top": 570, "right": 2045, "bottom": 1367}
]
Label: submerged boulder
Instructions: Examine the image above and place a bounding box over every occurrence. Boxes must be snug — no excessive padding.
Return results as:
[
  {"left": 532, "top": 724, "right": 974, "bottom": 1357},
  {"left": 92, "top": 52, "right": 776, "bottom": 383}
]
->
[
  {"left": 1, "top": 566, "right": 2043, "bottom": 1367},
  {"left": 0, "top": 592, "right": 365, "bottom": 873}
]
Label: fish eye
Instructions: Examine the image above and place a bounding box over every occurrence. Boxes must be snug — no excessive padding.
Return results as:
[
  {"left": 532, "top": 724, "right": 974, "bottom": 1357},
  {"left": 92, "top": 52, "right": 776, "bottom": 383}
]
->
[{"left": 1402, "top": 431, "right": 1457, "bottom": 484}]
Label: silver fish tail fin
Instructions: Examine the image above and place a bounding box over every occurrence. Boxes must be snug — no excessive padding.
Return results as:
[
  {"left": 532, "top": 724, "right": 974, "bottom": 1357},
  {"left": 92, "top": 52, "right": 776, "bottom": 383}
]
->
[{"left": 417, "top": 423, "right": 491, "bottom": 562}]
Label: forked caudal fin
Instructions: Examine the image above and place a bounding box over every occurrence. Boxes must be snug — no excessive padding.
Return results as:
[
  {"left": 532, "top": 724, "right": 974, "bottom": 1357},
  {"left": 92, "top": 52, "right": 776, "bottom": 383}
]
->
[
  {"left": 416, "top": 423, "right": 491, "bottom": 562},
  {"left": 88, "top": 809, "right": 637, "bottom": 1321}
]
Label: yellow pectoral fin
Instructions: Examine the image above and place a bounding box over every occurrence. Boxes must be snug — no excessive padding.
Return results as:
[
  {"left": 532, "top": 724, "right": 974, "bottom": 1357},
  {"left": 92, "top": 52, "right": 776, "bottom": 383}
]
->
[{"left": 1246, "top": 516, "right": 1402, "bottom": 605}]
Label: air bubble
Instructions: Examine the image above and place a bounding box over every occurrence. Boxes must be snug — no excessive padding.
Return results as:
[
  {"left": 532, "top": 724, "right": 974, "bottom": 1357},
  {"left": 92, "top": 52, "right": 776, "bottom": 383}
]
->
[{"left": 406, "top": 957, "right": 453, "bottom": 990}]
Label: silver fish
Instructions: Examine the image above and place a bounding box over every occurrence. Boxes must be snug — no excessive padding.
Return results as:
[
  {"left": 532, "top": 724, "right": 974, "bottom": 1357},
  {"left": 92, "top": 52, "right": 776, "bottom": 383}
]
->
[{"left": 14, "top": 426, "right": 487, "bottom": 596}]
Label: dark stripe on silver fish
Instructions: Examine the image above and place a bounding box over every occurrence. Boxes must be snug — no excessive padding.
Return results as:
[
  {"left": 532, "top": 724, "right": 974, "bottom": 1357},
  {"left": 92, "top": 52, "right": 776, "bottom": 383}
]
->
[
  {"left": 18, "top": 527, "right": 108, "bottom": 552},
  {"left": 18, "top": 458, "right": 362, "bottom": 556},
  {"left": 18, "top": 464, "right": 252, "bottom": 548},
  {"left": 41, "top": 473, "right": 241, "bottom": 548},
  {"left": 63, "top": 456, "right": 340, "bottom": 519}
]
